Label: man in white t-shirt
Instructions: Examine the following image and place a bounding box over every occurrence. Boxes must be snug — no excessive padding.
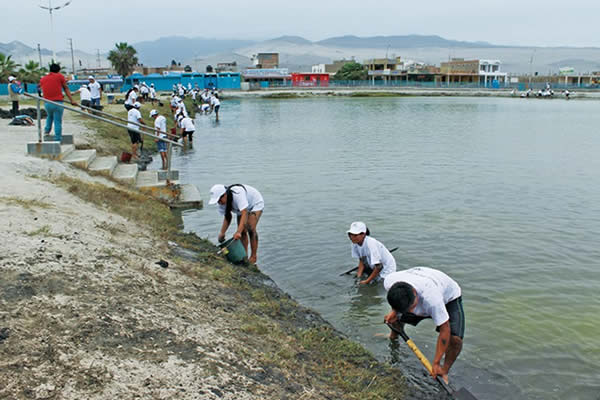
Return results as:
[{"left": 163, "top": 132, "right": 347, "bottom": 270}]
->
[
  {"left": 150, "top": 109, "right": 168, "bottom": 169},
  {"left": 88, "top": 76, "right": 102, "bottom": 107},
  {"left": 347, "top": 221, "right": 396, "bottom": 284},
  {"left": 384, "top": 267, "right": 465, "bottom": 384},
  {"left": 177, "top": 114, "right": 195, "bottom": 145},
  {"left": 126, "top": 102, "right": 144, "bottom": 160},
  {"left": 208, "top": 184, "right": 264, "bottom": 264},
  {"left": 74, "top": 84, "right": 92, "bottom": 111},
  {"left": 149, "top": 84, "right": 157, "bottom": 105},
  {"left": 210, "top": 94, "right": 221, "bottom": 121}
]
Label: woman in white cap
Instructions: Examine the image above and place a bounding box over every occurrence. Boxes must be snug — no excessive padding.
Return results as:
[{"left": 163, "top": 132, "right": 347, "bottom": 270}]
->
[
  {"left": 7, "top": 76, "right": 23, "bottom": 117},
  {"left": 209, "top": 184, "right": 264, "bottom": 263},
  {"left": 347, "top": 221, "right": 396, "bottom": 285},
  {"left": 124, "top": 86, "right": 139, "bottom": 110}
]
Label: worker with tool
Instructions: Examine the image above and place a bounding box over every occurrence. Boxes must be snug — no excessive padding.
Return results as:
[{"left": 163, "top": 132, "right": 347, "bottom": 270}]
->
[{"left": 383, "top": 267, "right": 465, "bottom": 384}]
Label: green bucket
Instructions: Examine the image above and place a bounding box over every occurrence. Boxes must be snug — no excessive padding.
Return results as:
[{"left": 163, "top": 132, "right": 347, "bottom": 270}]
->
[{"left": 218, "top": 238, "right": 247, "bottom": 264}]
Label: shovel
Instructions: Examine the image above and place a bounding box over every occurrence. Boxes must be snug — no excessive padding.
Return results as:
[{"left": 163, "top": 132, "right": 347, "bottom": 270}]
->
[
  {"left": 385, "top": 322, "right": 478, "bottom": 400},
  {"left": 339, "top": 247, "right": 399, "bottom": 276}
]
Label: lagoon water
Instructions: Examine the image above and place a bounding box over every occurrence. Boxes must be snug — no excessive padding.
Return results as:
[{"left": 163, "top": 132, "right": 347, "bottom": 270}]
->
[{"left": 159, "top": 96, "right": 600, "bottom": 399}]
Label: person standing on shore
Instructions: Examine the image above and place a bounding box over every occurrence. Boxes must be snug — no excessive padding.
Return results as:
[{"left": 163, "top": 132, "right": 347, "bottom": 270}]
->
[
  {"left": 124, "top": 86, "right": 139, "bottom": 110},
  {"left": 127, "top": 102, "right": 144, "bottom": 161},
  {"left": 150, "top": 109, "right": 168, "bottom": 170},
  {"left": 209, "top": 184, "right": 264, "bottom": 264},
  {"left": 8, "top": 76, "right": 23, "bottom": 117},
  {"left": 88, "top": 76, "right": 102, "bottom": 108},
  {"left": 347, "top": 221, "right": 396, "bottom": 285},
  {"left": 149, "top": 84, "right": 157, "bottom": 105},
  {"left": 384, "top": 267, "right": 465, "bottom": 384},
  {"left": 39, "top": 63, "right": 76, "bottom": 143}
]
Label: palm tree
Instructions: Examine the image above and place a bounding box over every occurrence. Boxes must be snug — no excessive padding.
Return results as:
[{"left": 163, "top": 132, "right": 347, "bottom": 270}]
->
[
  {"left": 107, "top": 42, "right": 138, "bottom": 78},
  {"left": 18, "top": 61, "right": 48, "bottom": 83},
  {"left": 0, "top": 53, "right": 20, "bottom": 82}
]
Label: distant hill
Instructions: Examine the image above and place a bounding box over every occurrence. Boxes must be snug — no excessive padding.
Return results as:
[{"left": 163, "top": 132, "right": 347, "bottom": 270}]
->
[
  {"left": 0, "top": 41, "right": 52, "bottom": 58},
  {"left": 132, "top": 36, "right": 256, "bottom": 66},
  {"left": 316, "top": 35, "right": 495, "bottom": 49}
]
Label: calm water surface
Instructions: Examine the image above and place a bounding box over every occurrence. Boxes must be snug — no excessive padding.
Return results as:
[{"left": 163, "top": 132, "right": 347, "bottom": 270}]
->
[{"left": 156, "top": 96, "right": 600, "bottom": 399}]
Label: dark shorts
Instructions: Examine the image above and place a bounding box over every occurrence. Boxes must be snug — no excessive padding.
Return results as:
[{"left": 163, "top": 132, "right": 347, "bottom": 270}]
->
[
  {"left": 399, "top": 296, "right": 465, "bottom": 339},
  {"left": 128, "top": 129, "right": 142, "bottom": 144},
  {"left": 214, "top": 105, "right": 220, "bottom": 112},
  {"left": 81, "top": 99, "right": 91, "bottom": 108},
  {"left": 182, "top": 130, "right": 194, "bottom": 140}
]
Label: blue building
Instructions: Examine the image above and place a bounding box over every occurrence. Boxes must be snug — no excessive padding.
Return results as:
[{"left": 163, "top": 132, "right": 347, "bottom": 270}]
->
[{"left": 121, "top": 72, "right": 241, "bottom": 92}]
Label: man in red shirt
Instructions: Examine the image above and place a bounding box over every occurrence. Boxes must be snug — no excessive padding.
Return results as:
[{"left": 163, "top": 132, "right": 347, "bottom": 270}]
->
[{"left": 39, "top": 63, "right": 76, "bottom": 142}]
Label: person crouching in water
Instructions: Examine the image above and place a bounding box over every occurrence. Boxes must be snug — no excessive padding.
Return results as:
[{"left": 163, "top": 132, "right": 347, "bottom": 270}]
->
[
  {"left": 209, "top": 184, "right": 264, "bottom": 264},
  {"left": 150, "top": 109, "right": 168, "bottom": 169},
  {"left": 347, "top": 221, "right": 396, "bottom": 285}
]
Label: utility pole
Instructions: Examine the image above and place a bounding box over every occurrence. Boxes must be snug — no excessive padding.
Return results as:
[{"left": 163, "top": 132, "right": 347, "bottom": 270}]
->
[
  {"left": 39, "top": 1, "right": 72, "bottom": 61},
  {"left": 68, "top": 38, "right": 75, "bottom": 75},
  {"left": 96, "top": 49, "right": 101, "bottom": 68},
  {"left": 37, "top": 43, "right": 42, "bottom": 66}
]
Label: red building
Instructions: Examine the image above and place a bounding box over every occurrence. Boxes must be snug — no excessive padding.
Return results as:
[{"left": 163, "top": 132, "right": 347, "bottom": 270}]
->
[{"left": 291, "top": 73, "right": 329, "bottom": 87}]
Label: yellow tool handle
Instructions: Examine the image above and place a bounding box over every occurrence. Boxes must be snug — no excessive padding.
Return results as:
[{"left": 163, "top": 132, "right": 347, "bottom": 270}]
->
[{"left": 406, "top": 339, "right": 433, "bottom": 374}]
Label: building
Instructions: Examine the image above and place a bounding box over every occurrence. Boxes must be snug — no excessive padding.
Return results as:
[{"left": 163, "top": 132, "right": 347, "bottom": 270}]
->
[
  {"left": 291, "top": 73, "right": 329, "bottom": 87},
  {"left": 478, "top": 60, "right": 508, "bottom": 87},
  {"left": 216, "top": 62, "right": 238, "bottom": 73},
  {"left": 440, "top": 58, "right": 507, "bottom": 87},
  {"left": 312, "top": 59, "right": 353, "bottom": 74},
  {"left": 365, "top": 57, "right": 407, "bottom": 82},
  {"left": 252, "top": 53, "right": 279, "bottom": 69},
  {"left": 242, "top": 68, "right": 291, "bottom": 88},
  {"left": 121, "top": 71, "right": 241, "bottom": 92}
]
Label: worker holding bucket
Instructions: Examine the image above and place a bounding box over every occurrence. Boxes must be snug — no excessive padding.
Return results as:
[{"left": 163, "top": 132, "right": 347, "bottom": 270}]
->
[{"left": 209, "top": 184, "right": 264, "bottom": 264}]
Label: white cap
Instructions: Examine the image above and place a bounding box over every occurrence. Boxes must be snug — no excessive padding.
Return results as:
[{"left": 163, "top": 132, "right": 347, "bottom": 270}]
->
[
  {"left": 133, "top": 102, "right": 141, "bottom": 109},
  {"left": 133, "top": 85, "right": 139, "bottom": 89},
  {"left": 347, "top": 221, "right": 367, "bottom": 235},
  {"left": 208, "top": 184, "right": 227, "bottom": 205},
  {"left": 149, "top": 109, "right": 158, "bottom": 117},
  {"left": 8, "top": 76, "right": 15, "bottom": 82},
  {"left": 88, "top": 75, "right": 94, "bottom": 80}
]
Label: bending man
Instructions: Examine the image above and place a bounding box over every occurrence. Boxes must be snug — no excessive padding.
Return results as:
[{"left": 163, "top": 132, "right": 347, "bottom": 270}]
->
[{"left": 384, "top": 267, "right": 465, "bottom": 384}]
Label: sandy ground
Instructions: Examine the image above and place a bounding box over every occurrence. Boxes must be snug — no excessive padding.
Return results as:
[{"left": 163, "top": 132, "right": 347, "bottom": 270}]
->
[{"left": 0, "top": 116, "right": 294, "bottom": 399}]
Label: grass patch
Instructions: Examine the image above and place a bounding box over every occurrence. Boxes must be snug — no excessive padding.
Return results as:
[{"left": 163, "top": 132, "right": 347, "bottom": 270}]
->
[
  {"left": 262, "top": 92, "right": 302, "bottom": 99},
  {"left": 26, "top": 225, "right": 52, "bottom": 237},
  {"left": 0, "top": 196, "right": 53, "bottom": 210},
  {"left": 52, "top": 174, "right": 179, "bottom": 239}
]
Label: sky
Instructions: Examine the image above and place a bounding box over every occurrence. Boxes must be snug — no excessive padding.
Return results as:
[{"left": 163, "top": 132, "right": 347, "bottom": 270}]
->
[{"left": 2, "top": 0, "right": 600, "bottom": 53}]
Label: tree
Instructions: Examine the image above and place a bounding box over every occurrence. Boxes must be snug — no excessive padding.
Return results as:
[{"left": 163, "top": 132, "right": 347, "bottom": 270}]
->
[
  {"left": 0, "top": 53, "right": 20, "bottom": 82},
  {"left": 333, "top": 62, "right": 367, "bottom": 81},
  {"left": 107, "top": 42, "right": 138, "bottom": 78},
  {"left": 18, "top": 61, "right": 47, "bottom": 83},
  {"left": 206, "top": 65, "right": 213, "bottom": 73},
  {"left": 183, "top": 65, "right": 192, "bottom": 72}
]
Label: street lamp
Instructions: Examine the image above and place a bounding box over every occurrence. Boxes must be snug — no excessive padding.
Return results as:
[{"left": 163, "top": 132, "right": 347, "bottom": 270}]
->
[{"left": 39, "top": 0, "right": 72, "bottom": 61}]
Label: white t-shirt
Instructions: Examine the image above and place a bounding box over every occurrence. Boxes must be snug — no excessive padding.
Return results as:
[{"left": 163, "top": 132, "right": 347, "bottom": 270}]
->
[
  {"left": 180, "top": 117, "right": 195, "bottom": 132},
  {"left": 217, "top": 185, "right": 264, "bottom": 216},
  {"left": 351, "top": 236, "right": 396, "bottom": 281},
  {"left": 77, "top": 87, "right": 92, "bottom": 101},
  {"left": 150, "top": 88, "right": 156, "bottom": 98},
  {"left": 88, "top": 81, "right": 101, "bottom": 98},
  {"left": 127, "top": 108, "right": 142, "bottom": 129},
  {"left": 154, "top": 115, "right": 167, "bottom": 135},
  {"left": 125, "top": 90, "right": 137, "bottom": 105},
  {"left": 211, "top": 96, "right": 220, "bottom": 106},
  {"left": 383, "top": 267, "right": 462, "bottom": 326},
  {"left": 140, "top": 85, "right": 149, "bottom": 94}
]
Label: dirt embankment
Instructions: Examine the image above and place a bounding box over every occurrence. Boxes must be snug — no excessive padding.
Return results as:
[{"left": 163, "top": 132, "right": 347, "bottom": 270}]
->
[{"left": 0, "top": 111, "right": 442, "bottom": 400}]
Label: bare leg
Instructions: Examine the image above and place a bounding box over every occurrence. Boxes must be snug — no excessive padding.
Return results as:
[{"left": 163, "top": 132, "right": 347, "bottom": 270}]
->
[
  {"left": 237, "top": 215, "right": 249, "bottom": 256},
  {"left": 131, "top": 143, "right": 139, "bottom": 160},
  {"left": 246, "top": 211, "right": 262, "bottom": 263},
  {"left": 441, "top": 335, "right": 462, "bottom": 382},
  {"left": 160, "top": 152, "right": 167, "bottom": 169}
]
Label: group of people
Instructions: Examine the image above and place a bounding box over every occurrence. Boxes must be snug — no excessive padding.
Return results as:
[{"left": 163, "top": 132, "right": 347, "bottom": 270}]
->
[{"left": 206, "top": 183, "right": 465, "bottom": 384}]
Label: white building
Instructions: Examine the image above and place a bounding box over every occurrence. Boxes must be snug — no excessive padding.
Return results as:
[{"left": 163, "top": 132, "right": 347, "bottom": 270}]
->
[{"left": 479, "top": 60, "right": 508, "bottom": 87}]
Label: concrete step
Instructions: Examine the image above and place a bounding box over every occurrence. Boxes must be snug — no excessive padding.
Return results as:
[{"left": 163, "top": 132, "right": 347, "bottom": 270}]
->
[
  {"left": 63, "top": 149, "right": 96, "bottom": 169},
  {"left": 60, "top": 144, "right": 75, "bottom": 159},
  {"left": 112, "top": 163, "right": 139, "bottom": 185},
  {"left": 135, "top": 170, "right": 159, "bottom": 188},
  {"left": 171, "top": 183, "right": 203, "bottom": 209},
  {"left": 88, "top": 156, "right": 118, "bottom": 176}
]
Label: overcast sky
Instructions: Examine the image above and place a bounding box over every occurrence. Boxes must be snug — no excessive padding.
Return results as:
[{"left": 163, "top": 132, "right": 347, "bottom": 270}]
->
[{"left": 3, "top": 0, "right": 600, "bottom": 53}]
